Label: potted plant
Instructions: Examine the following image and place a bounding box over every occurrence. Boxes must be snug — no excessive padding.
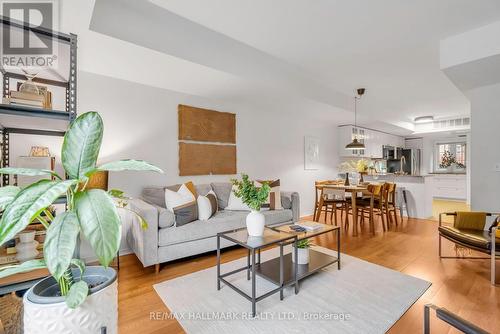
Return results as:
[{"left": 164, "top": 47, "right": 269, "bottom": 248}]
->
[
  {"left": 231, "top": 174, "right": 270, "bottom": 237},
  {"left": 0, "top": 112, "right": 162, "bottom": 334},
  {"left": 292, "top": 239, "right": 311, "bottom": 264}
]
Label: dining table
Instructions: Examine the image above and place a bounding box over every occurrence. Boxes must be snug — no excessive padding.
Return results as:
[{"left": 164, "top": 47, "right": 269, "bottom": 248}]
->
[{"left": 314, "top": 184, "right": 368, "bottom": 237}]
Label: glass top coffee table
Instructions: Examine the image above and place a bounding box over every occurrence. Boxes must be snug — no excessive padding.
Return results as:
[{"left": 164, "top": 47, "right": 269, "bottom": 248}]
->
[{"left": 217, "top": 221, "right": 341, "bottom": 317}]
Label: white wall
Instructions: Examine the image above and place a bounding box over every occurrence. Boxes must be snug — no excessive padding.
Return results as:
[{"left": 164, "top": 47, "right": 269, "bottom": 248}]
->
[
  {"left": 10, "top": 71, "right": 342, "bottom": 261},
  {"left": 468, "top": 83, "right": 500, "bottom": 212}
]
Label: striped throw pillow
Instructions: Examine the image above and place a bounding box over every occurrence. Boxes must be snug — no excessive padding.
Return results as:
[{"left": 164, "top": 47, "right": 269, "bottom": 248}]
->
[
  {"left": 164, "top": 181, "right": 198, "bottom": 226},
  {"left": 256, "top": 179, "right": 283, "bottom": 210}
]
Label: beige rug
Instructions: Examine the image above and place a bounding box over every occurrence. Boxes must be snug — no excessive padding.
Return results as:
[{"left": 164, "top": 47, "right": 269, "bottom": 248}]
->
[{"left": 154, "top": 246, "right": 430, "bottom": 334}]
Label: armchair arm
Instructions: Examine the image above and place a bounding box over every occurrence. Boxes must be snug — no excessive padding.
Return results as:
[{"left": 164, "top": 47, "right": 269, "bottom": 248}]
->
[
  {"left": 281, "top": 191, "right": 300, "bottom": 222},
  {"left": 127, "top": 198, "right": 159, "bottom": 267},
  {"left": 424, "top": 304, "right": 488, "bottom": 334}
]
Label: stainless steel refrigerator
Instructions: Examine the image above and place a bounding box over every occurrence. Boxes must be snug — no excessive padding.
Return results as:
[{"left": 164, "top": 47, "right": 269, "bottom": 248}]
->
[{"left": 386, "top": 149, "right": 421, "bottom": 175}]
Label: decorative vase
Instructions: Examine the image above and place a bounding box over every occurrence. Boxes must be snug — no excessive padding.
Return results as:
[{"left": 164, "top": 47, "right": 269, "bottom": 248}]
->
[
  {"left": 344, "top": 172, "right": 350, "bottom": 186},
  {"left": 15, "top": 231, "right": 39, "bottom": 262},
  {"left": 292, "top": 247, "right": 310, "bottom": 264},
  {"left": 359, "top": 172, "right": 365, "bottom": 183},
  {"left": 23, "top": 266, "right": 118, "bottom": 334},
  {"left": 246, "top": 210, "right": 265, "bottom": 237}
]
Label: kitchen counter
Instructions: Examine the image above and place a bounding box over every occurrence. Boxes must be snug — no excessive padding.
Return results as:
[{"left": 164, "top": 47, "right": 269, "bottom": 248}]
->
[{"left": 364, "top": 174, "right": 432, "bottom": 219}]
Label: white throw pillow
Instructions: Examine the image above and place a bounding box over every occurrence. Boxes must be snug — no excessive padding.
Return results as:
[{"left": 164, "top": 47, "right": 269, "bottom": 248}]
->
[
  {"left": 164, "top": 183, "right": 196, "bottom": 213},
  {"left": 226, "top": 186, "right": 251, "bottom": 211},
  {"left": 197, "top": 190, "right": 218, "bottom": 220}
]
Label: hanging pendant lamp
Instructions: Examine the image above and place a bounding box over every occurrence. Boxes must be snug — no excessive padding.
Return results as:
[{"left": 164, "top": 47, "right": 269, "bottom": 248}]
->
[{"left": 345, "top": 88, "right": 366, "bottom": 150}]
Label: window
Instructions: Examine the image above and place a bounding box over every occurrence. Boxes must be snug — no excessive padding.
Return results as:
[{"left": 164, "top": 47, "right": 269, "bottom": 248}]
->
[{"left": 434, "top": 142, "right": 466, "bottom": 171}]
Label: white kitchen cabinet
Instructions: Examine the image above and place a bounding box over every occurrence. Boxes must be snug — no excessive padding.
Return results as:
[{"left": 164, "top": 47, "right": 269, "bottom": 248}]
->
[
  {"left": 338, "top": 125, "right": 366, "bottom": 157},
  {"left": 430, "top": 174, "right": 467, "bottom": 200},
  {"left": 338, "top": 125, "right": 402, "bottom": 158}
]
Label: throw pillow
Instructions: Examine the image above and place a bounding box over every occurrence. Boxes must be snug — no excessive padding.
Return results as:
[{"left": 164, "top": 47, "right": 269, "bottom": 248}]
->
[
  {"left": 226, "top": 185, "right": 251, "bottom": 211},
  {"left": 164, "top": 182, "right": 198, "bottom": 226},
  {"left": 256, "top": 179, "right": 283, "bottom": 210},
  {"left": 197, "top": 190, "right": 218, "bottom": 220}
]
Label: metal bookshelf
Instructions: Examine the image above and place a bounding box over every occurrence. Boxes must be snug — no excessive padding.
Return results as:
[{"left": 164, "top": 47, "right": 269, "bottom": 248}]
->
[
  {"left": 0, "top": 16, "right": 77, "bottom": 186},
  {"left": 0, "top": 17, "right": 77, "bottom": 294}
]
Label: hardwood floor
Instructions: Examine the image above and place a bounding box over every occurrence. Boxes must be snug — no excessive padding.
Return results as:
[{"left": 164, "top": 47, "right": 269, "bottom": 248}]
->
[{"left": 118, "top": 214, "right": 499, "bottom": 334}]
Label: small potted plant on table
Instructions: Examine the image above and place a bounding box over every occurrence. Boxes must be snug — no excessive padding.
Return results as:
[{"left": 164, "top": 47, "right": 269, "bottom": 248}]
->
[
  {"left": 231, "top": 174, "right": 270, "bottom": 237},
  {"left": 0, "top": 111, "right": 162, "bottom": 334},
  {"left": 292, "top": 239, "right": 311, "bottom": 264}
]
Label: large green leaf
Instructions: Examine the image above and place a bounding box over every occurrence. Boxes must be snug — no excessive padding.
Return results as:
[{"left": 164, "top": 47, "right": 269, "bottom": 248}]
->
[
  {"left": 0, "top": 186, "right": 20, "bottom": 210},
  {"left": 0, "top": 179, "right": 77, "bottom": 246},
  {"left": 0, "top": 259, "right": 46, "bottom": 278},
  {"left": 75, "top": 189, "right": 121, "bottom": 266},
  {"left": 43, "top": 212, "right": 80, "bottom": 281},
  {"left": 92, "top": 159, "right": 163, "bottom": 174},
  {"left": 70, "top": 258, "right": 86, "bottom": 276},
  {"left": 65, "top": 280, "right": 89, "bottom": 309},
  {"left": 62, "top": 112, "right": 103, "bottom": 179},
  {"left": 0, "top": 167, "right": 56, "bottom": 177}
]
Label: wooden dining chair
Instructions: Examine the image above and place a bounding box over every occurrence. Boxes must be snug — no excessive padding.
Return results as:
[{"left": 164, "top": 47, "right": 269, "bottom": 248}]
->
[
  {"left": 384, "top": 182, "right": 400, "bottom": 227},
  {"left": 314, "top": 181, "right": 344, "bottom": 223},
  {"left": 356, "top": 184, "right": 384, "bottom": 233}
]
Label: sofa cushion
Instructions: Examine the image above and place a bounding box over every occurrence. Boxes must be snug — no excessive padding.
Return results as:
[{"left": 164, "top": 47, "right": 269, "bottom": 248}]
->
[
  {"left": 142, "top": 187, "right": 166, "bottom": 208},
  {"left": 439, "top": 226, "right": 500, "bottom": 250},
  {"left": 158, "top": 209, "right": 293, "bottom": 246},
  {"left": 158, "top": 206, "right": 176, "bottom": 228},
  {"left": 210, "top": 182, "right": 232, "bottom": 209},
  {"left": 195, "top": 183, "right": 213, "bottom": 196}
]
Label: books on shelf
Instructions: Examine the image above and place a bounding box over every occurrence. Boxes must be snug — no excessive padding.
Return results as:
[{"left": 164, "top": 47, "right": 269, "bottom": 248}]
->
[
  {"left": 4, "top": 97, "right": 44, "bottom": 108},
  {"left": 1, "top": 84, "right": 53, "bottom": 109}
]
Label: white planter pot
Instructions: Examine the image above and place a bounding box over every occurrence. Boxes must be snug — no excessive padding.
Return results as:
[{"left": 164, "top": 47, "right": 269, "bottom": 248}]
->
[
  {"left": 23, "top": 267, "right": 117, "bottom": 334},
  {"left": 246, "top": 210, "right": 265, "bottom": 237},
  {"left": 292, "top": 247, "right": 310, "bottom": 264}
]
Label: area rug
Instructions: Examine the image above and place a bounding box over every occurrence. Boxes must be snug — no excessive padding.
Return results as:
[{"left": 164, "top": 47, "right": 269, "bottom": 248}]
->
[{"left": 153, "top": 246, "right": 431, "bottom": 334}]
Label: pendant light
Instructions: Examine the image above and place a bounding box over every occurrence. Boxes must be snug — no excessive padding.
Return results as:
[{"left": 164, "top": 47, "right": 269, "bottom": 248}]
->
[{"left": 345, "top": 88, "right": 366, "bottom": 150}]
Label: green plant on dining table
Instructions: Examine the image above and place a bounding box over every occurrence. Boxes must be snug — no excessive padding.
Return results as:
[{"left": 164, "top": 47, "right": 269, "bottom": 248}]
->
[{"left": 0, "top": 112, "right": 163, "bottom": 308}]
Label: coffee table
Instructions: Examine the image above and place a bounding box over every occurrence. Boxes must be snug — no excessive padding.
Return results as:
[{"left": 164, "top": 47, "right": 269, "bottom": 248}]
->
[
  {"left": 217, "top": 227, "right": 297, "bottom": 317},
  {"left": 261, "top": 221, "right": 341, "bottom": 292},
  {"left": 217, "top": 222, "right": 341, "bottom": 316}
]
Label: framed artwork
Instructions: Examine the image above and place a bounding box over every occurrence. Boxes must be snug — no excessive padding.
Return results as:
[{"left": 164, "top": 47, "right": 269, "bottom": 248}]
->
[{"left": 304, "top": 136, "right": 320, "bottom": 170}]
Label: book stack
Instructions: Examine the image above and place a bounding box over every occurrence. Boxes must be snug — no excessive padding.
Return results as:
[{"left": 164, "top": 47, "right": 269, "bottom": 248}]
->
[
  {"left": 1, "top": 85, "right": 52, "bottom": 109},
  {"left": 296, "top": 222, "right": 323, "bottom": 231}
]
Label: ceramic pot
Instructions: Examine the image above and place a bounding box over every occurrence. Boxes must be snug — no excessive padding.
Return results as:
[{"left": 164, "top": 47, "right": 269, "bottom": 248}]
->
[
  {"left": 23, "top": 266, "right": 117, "bottom": 334},
  {"left": 292, "top": 247, "right": 310, "bottom": 264},
  {"left": 246, "top": 210, "right": 265, "bottom": 237},
  {"left": 15, "top": 231, "right": 39, "bottom": 262}
]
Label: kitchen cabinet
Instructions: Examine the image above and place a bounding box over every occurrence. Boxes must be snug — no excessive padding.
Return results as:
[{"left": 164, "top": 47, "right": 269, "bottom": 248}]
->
[
  {"left": 338, "top": 125, "right": 366, "bottom": 157},
  {"left": 430, "top": 174, "right": 466, "bottom": 200},
  {"left": 338, "top": 125, "right": 403, "bottom": 158}
]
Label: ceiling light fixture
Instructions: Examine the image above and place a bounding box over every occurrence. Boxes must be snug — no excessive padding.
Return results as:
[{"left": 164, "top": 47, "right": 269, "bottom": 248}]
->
[
  {"left": 414, "top": 115, "right": 434, "bottom": 123},
  {"left": 345, "top": 88, "right": 366, "bottom": 150}
]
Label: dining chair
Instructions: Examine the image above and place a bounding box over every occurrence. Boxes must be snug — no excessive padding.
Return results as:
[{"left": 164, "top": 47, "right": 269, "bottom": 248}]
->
[
  {"left": 356, "top": 184, "right": 384, "bottom": 233},
  {"left": 322, "top": 187, "right": 347, "bottom": 226},
  {"left": 314, "top": 181, "right": 343, "bottom": 223},
  {"left": 384, "top": 182, "right": 399, "bottom": 227}
]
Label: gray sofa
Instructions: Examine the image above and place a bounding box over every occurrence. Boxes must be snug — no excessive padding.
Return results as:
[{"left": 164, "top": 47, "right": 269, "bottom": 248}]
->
[{"left": 127, "top": 182, "right": 300, "bottom": 271}]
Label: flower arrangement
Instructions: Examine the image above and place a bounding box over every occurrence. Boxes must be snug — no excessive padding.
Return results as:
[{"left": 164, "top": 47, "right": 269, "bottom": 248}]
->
[{"left": 356, "top": 159, "right": 369, "bottom": 173}]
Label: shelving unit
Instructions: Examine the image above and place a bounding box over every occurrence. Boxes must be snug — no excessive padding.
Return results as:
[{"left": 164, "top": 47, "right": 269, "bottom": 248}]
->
[
  {"left": 0, "top": 16, "right": 77, "bottom": 186},
  {"left": 0, "top": 17, "right": 77, "bottom": 294}
]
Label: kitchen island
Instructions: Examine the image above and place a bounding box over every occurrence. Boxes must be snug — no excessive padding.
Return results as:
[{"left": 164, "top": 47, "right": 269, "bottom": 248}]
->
[{"left": 364, "top": 174, "right": 433, "bottom": 219}]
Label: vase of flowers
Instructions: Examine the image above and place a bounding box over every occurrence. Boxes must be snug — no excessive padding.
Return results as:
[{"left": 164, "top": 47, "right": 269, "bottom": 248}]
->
[
  {"left": 231, "top": 174, "right": 270, "bottom": 237},
  {"left": 292, "top": 239, "right": 311, "bottom": 264}
]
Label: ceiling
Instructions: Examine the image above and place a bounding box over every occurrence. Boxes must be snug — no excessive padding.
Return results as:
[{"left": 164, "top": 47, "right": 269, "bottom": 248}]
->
[{"left": 89, "top": 0, "right": 500, "bottom": 133}]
